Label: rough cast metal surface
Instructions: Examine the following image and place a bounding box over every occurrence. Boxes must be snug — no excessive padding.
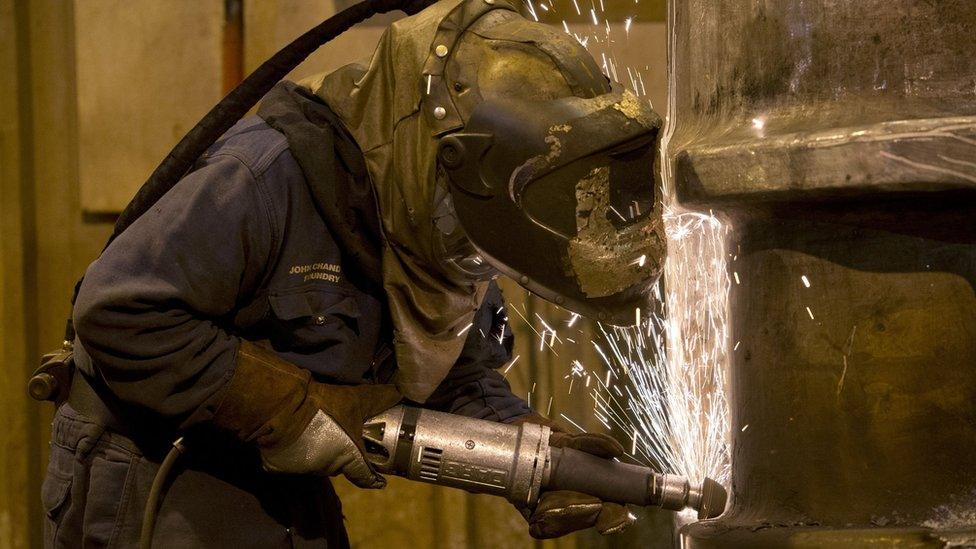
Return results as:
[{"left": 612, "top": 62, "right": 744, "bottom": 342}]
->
[
  {"left": 668, "top": 1, "right": 976, "bottom": 547},
  {"left": 669, "top": 0, "right": 976, "bottom": 206}
]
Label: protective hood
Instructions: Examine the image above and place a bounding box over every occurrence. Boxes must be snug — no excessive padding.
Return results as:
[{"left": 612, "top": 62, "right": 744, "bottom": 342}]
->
[
  {"left": 439, "top": 89, "right": 664, "bottom": 324},
  {"left": 302, "top": 0, "right": 663, "bottom": 401}
]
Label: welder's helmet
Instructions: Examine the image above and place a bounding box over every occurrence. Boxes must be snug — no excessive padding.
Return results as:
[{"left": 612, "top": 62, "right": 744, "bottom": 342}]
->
[
  {"left": 309, "top": 0, "right": 664, "bottom": 400},
  {"left": 427, "top": 6, "right": 666, "bottom": 324}
]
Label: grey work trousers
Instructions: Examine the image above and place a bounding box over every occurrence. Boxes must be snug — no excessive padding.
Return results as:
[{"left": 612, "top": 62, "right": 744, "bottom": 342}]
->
[{"left": 42, "top": 404, "right": 349, "bottom": 548}]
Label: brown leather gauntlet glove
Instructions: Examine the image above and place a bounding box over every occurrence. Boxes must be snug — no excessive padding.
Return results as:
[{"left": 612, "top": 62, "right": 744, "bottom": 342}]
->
[
  {"left": 212, "top": 341, "right": 401, "bottom": 488},
  {"left": 511, "top": 413, "right": 636, "bottom": 539}
]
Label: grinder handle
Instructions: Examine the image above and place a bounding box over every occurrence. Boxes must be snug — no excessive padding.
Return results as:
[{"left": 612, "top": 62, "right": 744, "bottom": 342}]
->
[{"left": 546, "top": 446, "right": 654, "bottom": 506}]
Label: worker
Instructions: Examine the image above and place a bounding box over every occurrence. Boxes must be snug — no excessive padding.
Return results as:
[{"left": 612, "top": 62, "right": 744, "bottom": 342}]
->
[{"left": 40, "top": 0, "right": 663, "bottom": 546}]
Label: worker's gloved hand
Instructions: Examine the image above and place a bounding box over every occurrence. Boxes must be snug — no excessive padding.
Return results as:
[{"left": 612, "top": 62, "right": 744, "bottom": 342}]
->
[
  {"left": 212, "top": 341, "right": 401, "bottom": 488},
  {"left": 511, "top": 413, "right": 636, "bottom": 539}
]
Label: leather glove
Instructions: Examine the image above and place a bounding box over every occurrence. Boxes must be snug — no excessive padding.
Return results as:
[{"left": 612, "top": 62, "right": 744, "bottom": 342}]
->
[
  {"left": 212, "top": 341, "right": 401, "bottom": 488},
  {"left": 511, "top": 413, "right": 636, "bottom": 539}
]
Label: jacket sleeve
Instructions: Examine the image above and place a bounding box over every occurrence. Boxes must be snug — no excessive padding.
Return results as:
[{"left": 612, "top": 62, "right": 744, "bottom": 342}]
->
[
  {"left": 73, "top": 153, "right": 275, "bottom": 425},
  {"left": 423, "top": 282, "right": 532, "bottom": 422}
]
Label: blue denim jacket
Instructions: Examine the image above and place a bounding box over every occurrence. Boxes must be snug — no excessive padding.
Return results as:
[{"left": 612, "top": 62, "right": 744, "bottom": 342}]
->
[{"left": 72, "top": 116, "right": 529, "bottom": 428}]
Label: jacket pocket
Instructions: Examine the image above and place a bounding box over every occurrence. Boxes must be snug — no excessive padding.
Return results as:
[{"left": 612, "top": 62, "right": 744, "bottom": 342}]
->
[{"left": 268, "top": 288, "right": 361, "bottom": 352}]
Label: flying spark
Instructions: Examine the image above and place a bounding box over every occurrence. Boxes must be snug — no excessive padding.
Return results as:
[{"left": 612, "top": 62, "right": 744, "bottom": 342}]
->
[
  {"left": 505, "top": 0, "right": 732, "bottom": 492},
  {"left": 503, "top": 354, "right": 521, "bottom": 374}
]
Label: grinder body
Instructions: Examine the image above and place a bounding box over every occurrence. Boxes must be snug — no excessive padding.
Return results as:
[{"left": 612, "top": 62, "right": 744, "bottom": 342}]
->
[
  {"left": 363, "top": 405, "right": 726, "bottom": 519},
  {"left": 363, "top": 404, "right": 551, "bottom": 506}
]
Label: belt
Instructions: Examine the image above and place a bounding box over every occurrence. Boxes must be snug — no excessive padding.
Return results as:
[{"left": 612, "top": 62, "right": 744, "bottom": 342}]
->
[
  {"left": 68, "top": 371, "right": 132, "bottom": 434},
  {"left": 67, "top": 372, "right": 176, "bottom": 457}
]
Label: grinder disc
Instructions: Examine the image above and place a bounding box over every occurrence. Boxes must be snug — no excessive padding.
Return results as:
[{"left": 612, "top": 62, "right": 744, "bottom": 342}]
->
[{"left": 697, "top": 478, "right": 728, "bottom": 520}]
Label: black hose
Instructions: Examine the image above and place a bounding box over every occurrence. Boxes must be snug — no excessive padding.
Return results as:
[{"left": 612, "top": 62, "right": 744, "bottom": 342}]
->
[
  {"left": 66, "top": 0, "right": 380, "bottom": 329},
  {"left": 66, "top": 0, "right": 435, "bottom": 321},
  {"left": 108, "top": 0, "right": 426, "bottom": 248},
  {"left": 139, "top": 438, "right": 186, "bottom": 549},
  {"left": 64, "top": 0, "right": 434, "bottom": 343}
]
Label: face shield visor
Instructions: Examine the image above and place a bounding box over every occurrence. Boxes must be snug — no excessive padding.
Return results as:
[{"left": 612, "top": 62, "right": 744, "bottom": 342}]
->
[{"left": 436, "top": 88, "right": 665, "bottom": 324}]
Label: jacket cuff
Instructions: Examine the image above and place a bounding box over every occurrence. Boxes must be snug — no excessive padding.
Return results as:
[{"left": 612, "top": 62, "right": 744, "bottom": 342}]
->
[{"left": 210, "top": 341, "right": 314, "bottom": 448}]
